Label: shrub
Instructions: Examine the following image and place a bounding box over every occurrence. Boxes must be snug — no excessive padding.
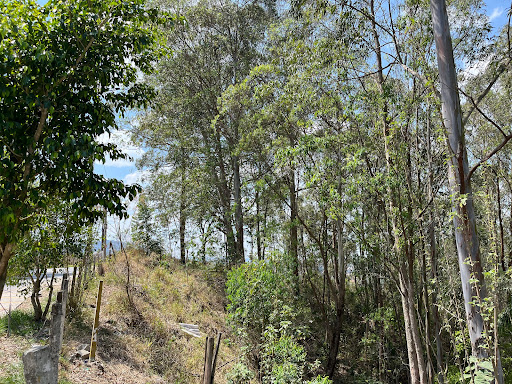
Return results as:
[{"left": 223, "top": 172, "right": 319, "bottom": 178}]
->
[{"left": 226, "top": 362, "right": 255, "bottom": 384}]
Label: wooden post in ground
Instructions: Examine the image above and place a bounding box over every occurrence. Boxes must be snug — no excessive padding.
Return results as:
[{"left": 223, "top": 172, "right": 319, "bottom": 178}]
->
[
  {"left": 7, "top": 302, "right": 11, "bottom": 337},
  {"left": 203, "top": 337, "right": 214, "bottom": 384},
  {"left": 211, "top": 333, "right": 222, "bottom": 383},
  {"left": 7, "top": 284, "right": 12, "bottom": 337},
  {"left": 61, "top": 274, "right": 69, "bottom": 319},
  {"left": 201, "top": 335, "right": 208, "bottom": 383},
  {"left": 89, "top": 280, "right": 104, "bottom": 361}
]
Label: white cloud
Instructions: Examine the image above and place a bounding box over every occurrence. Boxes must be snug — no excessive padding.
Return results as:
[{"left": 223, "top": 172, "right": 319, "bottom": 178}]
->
[
  {"left": 489, "top": 7, "right": 505, "bottom": 22},
  {"left": 94, "top": 129, "right": 145, "bottom": 168},
  {"left": 106, "top": 197, "right": 139, "bottom": 243},
  {"left": 461, "top": 56, "right": 492, "bottom": 82},
  {"left": 124, "top": 170, "right": 151, "bottom": 185}
]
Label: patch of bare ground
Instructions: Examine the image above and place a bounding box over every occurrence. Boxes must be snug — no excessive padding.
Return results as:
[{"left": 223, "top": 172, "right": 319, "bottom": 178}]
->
[
  {"left": 0, "top": 335, "right": 31, "bottom": 370},
  {"left": 62, "top": 360, "right": 165, "bottom": 384}
]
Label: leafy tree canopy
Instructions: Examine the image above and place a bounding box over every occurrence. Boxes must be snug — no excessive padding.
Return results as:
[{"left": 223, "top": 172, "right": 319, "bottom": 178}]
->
[{"left": 0, "top": 0, "right": 173, "bottom": 246}]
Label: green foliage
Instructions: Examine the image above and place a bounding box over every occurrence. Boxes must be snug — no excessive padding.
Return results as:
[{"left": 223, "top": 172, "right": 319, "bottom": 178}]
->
[
  {"left": 0, "top": 363, "right": 24, "bottom": 384},
  {"left": 463, "top": 357, "right": 495, "bottom": 384},
  {"left": 0, "top": 0, "right": 174, "bottom": 252},
  {"left": 260, "top": 320, "right": 331, "bottom": 384},
  {"left": 227, "top": 256, "right": 300, "bottom": 346},
  {"left": 227, "top": 255, "right": 329, "bottom": 382},
  {"left": 133, "top": 0, "right": 274, "bottom": 264},
  {"left": 306, "top": 376, "right": 333, "bottom": 384},
  {"left": 0, "top": 310, "right": 38, "bottom": 336},
  {"left": 261, "top": 323, "right": 307, "bottom": 383},
  {"left": 131, "top": 195, "right": 164, "bottom": 257},
  {"left": 8, "top": 201, "right": 96, "bottom": 320},
  {"left": 226, "top": 362, "right": 255, "bottom": 384}
]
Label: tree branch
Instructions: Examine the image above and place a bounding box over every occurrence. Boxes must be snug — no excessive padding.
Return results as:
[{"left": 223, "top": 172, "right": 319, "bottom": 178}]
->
[
  {"left": 461, "top": 58, "right": 511, "bottom": 126},
  {"left": 459, "top": 88, "right": 508, "bottom": 137},
  {"left": 466, "top": 133, "right": 512, "bottom": 182}
]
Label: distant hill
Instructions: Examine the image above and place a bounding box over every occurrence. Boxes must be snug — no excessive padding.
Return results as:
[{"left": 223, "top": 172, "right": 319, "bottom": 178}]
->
[{"left": 93, "top": 239, "right": 122, "bottom": 253}]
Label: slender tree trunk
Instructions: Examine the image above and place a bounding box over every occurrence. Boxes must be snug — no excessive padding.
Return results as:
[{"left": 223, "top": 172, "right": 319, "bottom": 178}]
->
[
  {"left": 289, "top": 136, "right": 299, "bottom": 278},
  {"left": 31, "top": 277, "right": 43, "bottom": 322},
  {"left": 0, "top": 242, "right": 14, "bottom": 301},
  {"left": 370, "top": 1, "right": 427, "bottom": 380},
  {"left": 430, "top": 0, "right": 496, "bottom": 361},
  {"left": 399, "top": 270, "right": 421, "bottom": 384},
  {"left": 179, "top": 207, "right": 186, "bottom": 264},
  {"left": 509, "top": 178, "right": 512, "bottom": 268},
  {"left": 212, "top": 127, "right": 237, "bottom": 263},
  {"left": 179, "top": 148, "right": 187, "bottom": 264},
  {"left": 42, "top": 269, "right": 56, "bottom": 320},
  {"left": 102, "top": 207, "right": 107, "bottom": 260},
  {"left": 326, "top": 219, "right": 346, "bottom": 378},
  {"left": 496, "top": 176, "right": 506, "bottom": 271},
  {"left": 233, "top": 153, "right": 244, "bottom": 263},
  {"left": 256, "top": 189, "right": 262, "bottom": 260},
  {"left": 426, "top": 109, "right": 445, "bottom": 384},
  {"left": 70, "top": 263, "right": 77, "bottom": 306}
]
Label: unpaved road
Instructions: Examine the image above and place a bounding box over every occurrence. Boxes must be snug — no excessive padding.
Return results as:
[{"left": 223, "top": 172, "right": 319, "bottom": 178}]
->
[{"left": 0, "top": 268, "right": 73, "bottom": 316}]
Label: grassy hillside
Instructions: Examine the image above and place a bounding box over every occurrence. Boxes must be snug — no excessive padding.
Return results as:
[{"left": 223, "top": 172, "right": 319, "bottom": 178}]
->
[{"left": 0, "top": 250, "right": 241, "bottom": 384}]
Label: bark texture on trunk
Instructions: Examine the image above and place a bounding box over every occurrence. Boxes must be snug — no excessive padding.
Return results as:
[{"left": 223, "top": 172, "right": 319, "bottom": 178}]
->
[
  {"left": 0, "top": 243, "right": 14, "bottom": 302},
  {"left": 31, "top": 278, "right": 43, "bottom": 322},
  {"left": 256, "top": 189, "right": 262, "bottom": 260},
  {"left": 233, "top": 154, "right": 244, "bottom": 263},
  {"left": 289, "top": 168, "right": 298, "bottom": 276},
  {"left": 369, "top": 0, "right": 427, "bottom": 380},
  {"left": 430, "top": 0, "right": 491, "bottom": 359},
  {"left": 179, "top": 207, "right": 186, "bottom": 264},
  {"left": 326, "top": 220, "right": 346, "bottom": 378}
]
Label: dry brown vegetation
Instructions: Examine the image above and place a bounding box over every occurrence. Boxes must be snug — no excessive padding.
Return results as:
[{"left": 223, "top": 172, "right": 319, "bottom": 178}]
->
[{"left": 0, "top": 250, "right": 240, "bottom": 384}]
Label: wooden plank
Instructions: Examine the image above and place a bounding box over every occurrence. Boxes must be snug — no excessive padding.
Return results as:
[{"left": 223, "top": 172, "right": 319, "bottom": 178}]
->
[
  {"left": 179, "top": 323, "right": 201, "bottom": 337},
  {"left": 180, "top": 328, "right": 201, "bottom": 338},
  {"left": 179, "top": 323, "right": 199, "bottom": 329}
]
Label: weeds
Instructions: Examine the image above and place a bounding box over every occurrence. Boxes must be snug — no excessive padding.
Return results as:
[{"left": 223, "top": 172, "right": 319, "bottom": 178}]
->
[
  {"left": 0, "top": 310, "right": 39, "bottom": 337},
  {"left": 0, "top": 363, "right": 24, "bottom": 384}
]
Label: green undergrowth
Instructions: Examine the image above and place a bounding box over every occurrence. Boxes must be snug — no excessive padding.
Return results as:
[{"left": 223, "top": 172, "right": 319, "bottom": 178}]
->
[
  {"left": 0, "top": 309, "right": 39, "bottom": 337},
  {"left": 0, "top": 363, "right": 24, "bottom": 384}
]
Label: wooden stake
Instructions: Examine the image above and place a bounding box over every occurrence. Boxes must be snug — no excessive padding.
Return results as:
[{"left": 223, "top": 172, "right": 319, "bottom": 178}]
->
[
  {"left": 211, "top": 333, "right": 222, "bottom": 383},
  {"left": 203, "top": 337, "right": 214, "bottom": 384},
  {"left": 89, "top": 280, "right": 103, "bottom": 361},
  {"left": 7, "top": 302, "right": 11, "bottom": 337}
]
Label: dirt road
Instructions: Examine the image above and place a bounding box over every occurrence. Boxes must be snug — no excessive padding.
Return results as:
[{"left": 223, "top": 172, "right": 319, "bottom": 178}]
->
[{"left": 0, "top": 268, "right": 73, "bottom": 316}]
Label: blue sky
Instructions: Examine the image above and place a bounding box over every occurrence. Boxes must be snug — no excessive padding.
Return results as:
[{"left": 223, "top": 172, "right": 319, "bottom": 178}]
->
[
  {"left": 31, "top": 0, "right": 511, "bottom": 239},
  {"left": 32, "top": 0, "right": 510, "bottom": 188},
  {"left": 89, "top": 0, "right": 511, "bottom": 189}
]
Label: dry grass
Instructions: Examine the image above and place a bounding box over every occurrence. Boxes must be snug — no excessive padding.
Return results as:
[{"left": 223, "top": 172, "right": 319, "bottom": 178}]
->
[
  {"left": 0, "top": 250, "right": 241, "bottom": 384},
  {"left": 0, "top": 335, "right": 31, "bottom": 371},
  {"left": 65, "top": 250, "right": 239, "bottom": 383}
]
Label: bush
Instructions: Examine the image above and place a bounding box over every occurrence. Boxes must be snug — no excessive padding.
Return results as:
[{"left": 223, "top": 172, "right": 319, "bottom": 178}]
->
[
  {"left": 226, "top": 362, "right": 255, "bottom": 384},
  {"left": 227, "top": 254, "right": 327, "bottom": 383},
  {"left": 227, "top": 255, "right": 301, "bottom": 348}
]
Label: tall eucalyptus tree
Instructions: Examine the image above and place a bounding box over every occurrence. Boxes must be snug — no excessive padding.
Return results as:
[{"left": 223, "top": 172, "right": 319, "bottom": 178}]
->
[{"left": 134, "top": 0, "right": 274, "bottom": 264}]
